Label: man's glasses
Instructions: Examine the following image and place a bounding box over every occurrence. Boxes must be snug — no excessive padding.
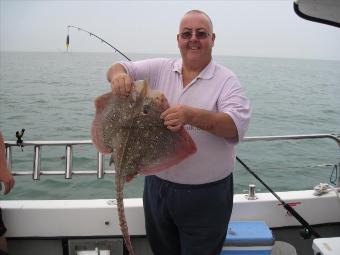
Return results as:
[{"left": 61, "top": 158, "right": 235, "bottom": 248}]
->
[{"left": 178, "top": 31, "right": 211, "bottom": 40}]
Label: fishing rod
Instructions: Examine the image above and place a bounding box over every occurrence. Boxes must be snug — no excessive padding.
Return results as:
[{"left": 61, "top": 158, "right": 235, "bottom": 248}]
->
[
  {"left": 64, "top": 27, "right": 320, "bottom": 238},
  {"left": 236, "top": 156, "right": 321, "bottom": 239},
  {"left": 66, "top": 25, "right": 131, "bottom": 61}
]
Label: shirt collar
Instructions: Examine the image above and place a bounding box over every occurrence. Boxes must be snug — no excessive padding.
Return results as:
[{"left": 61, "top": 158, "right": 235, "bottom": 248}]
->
[{"left": 172, "top": 58, "right": 215, "bottom": 80}]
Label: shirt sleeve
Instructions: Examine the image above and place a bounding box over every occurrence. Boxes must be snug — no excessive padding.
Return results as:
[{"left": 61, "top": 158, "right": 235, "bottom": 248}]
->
[
  {"left": 119, "top": 58, "right": 168, "bottom": 89},
  {"left": 217, "top": 76, "right": 252, "bottom": 142}
]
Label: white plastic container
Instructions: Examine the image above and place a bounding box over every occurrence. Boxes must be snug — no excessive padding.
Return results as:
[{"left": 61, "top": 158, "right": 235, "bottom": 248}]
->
[{"left": 313, "top": 237, "right": 340, "bottom": 255}]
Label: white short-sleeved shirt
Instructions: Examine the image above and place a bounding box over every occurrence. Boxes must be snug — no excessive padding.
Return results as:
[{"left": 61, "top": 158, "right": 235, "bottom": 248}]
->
[{"left": 120, "top": 58, "right": 251, "bottom": 184}]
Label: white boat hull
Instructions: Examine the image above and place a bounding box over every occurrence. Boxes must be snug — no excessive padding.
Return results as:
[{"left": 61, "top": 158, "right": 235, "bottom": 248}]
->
[{"left": 2, "top": 190, "right": 339, "bottom": 238}]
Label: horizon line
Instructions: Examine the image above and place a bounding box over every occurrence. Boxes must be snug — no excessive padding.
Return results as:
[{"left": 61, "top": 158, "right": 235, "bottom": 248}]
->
[{"left": 0, "top": 50, "right": 340, "bottom": 62}]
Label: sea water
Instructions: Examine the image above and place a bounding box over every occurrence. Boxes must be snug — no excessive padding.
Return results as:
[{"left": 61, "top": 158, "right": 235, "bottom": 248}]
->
[{"left": 0, "top": 52, "right": 339, "bottom": 199}]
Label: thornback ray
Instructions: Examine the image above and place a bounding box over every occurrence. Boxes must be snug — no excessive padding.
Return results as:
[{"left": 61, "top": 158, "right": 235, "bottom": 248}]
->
[{"left": 91, "top": 80, "right": 196, "bottom": 255}]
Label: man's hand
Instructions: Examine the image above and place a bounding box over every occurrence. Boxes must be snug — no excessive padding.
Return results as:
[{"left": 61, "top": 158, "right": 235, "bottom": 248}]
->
[
  {"left": 0, "top": 132, "right": 15, "bottom": 195},
  {"left": 107, "top": 63, "right": 133, "bottom": 97},
  {"left": 0, "top": 168, "right": 15, "bottom": 195},
  {"left": 111, "top": 73, "right": 134, "bottom": 97},
  {"left": 161, "top": 105, "right": 193, "bottom": 132}
]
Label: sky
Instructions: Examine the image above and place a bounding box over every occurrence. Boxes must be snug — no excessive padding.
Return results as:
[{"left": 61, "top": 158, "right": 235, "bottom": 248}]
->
[{"left": 1, "top": 0, "right": 340, "bottom": 60}]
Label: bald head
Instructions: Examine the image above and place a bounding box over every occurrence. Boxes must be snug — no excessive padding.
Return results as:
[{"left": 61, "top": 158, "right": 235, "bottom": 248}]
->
[{"left": 180, "top": 10, "right": 213, "bottom": 32}]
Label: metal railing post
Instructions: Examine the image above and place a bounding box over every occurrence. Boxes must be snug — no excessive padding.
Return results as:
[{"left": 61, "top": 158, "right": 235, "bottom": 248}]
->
[
  {"left": 65, "top": 145, "right": 73, "bottom": 179},
  {"left": 337, "top": 163, "right": 340, "bottom": 188},
  {"left": 33, "top": 145, "right": 41, "bottom": 180},
  {"left": 97, "top": 152, "right": 104, "bottom": 179},
  {"left": 5, "top": 146, "right": 12, "bottom": 171}
]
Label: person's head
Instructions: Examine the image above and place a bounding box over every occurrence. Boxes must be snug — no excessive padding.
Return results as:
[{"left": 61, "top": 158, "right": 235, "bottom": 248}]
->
[{"left": 177, "top": 10, "right": 215, "bottom": 69}]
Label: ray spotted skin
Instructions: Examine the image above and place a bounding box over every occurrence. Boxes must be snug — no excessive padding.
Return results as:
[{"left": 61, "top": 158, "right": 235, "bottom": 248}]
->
[{"left": 91, "top": 80, "right": 196, "bottom": 255}]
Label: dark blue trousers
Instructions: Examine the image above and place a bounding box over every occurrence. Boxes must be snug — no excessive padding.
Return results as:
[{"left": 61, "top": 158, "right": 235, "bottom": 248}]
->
[
  {"left": 143, "top": 174, "right": 233, "bottom": 255},
  {"left": 0, "top": 209, "right": 6, "bottom": 236}
]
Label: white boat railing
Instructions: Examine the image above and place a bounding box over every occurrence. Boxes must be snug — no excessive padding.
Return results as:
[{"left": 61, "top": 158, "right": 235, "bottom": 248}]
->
[
  {"left": 4, "top": 140, "right": 109, "bottom": 180},
  {"left": 4, "top": 133, "right": 340, "bottom": 184}
]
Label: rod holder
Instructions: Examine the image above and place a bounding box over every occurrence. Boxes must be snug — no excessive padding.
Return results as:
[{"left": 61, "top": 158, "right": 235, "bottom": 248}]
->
[
  {"left": 245, "top": 184, "right": 258, "bottom": 200},
  {"left": 33, "top": 145, "right": 41, "bottom": 180},
  {"left": 65, "top": 145, "right": 73, "bottom": 179},
  {"left": 97, "top": 152, "right": 104, "bottom": 179}
]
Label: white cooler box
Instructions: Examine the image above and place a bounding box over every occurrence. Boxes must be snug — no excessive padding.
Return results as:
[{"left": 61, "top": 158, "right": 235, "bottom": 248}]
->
[{"left": 313, "top": 237, "right": 340, "bottom": 255}]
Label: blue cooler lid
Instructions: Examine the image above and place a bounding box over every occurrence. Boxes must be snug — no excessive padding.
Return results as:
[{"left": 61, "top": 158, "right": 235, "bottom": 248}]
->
[{"left": 225, "top": 221, "right": 274, "bottom": 247}]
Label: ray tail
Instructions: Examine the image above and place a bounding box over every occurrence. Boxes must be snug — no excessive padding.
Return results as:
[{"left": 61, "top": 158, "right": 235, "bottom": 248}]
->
[{"left": 115, "top": 171, "right": 135, "bottom": 255}]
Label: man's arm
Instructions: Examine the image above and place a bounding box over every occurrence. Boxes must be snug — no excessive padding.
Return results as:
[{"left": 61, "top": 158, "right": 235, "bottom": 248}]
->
[
  {"left": 161, "top": 105, "right": 238, "bottom": 140},
  {"left": 107, "top": 63, "right": 134, "bottom": 97},
  {"left": 0, "top": 132, "right": 15, "bottom": 195}
]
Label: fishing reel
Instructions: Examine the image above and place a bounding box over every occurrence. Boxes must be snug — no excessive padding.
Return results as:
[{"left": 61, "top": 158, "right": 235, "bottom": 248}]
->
[
  {"left": 300, "top": 227, "right": 312, "bottom": 239},
  {"left": 16, "top": 128, "right": 25, "bottom": 151}
]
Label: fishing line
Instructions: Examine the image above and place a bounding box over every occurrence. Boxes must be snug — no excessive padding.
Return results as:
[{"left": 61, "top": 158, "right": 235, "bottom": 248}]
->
[
  {"left": 66, "top": 25, "right": 131, "bottom": 61},
  {"left": 236, "top": 156, "right": 321, "bottom": 239},
  {"left": 63, "top": 26, "right": 321, "bottom": 239}
]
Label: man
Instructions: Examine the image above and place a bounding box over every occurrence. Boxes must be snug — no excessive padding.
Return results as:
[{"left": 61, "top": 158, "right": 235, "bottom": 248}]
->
[
  {"left": 0, "top": 132, "right": 15, "bottom": 254},
  {"left": 107, "top": 10, "right": 251, "bottom": 255}
]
